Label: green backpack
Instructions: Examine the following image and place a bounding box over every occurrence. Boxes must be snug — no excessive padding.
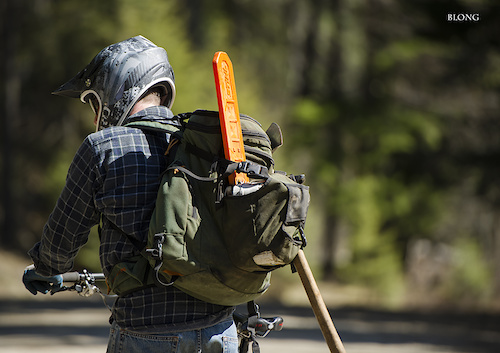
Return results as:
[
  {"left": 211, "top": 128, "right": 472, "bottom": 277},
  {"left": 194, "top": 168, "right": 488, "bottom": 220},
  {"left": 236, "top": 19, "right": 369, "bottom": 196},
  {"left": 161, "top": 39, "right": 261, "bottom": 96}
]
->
[{"left": 107, "top": 110, "right": 310, "bottom": 306}]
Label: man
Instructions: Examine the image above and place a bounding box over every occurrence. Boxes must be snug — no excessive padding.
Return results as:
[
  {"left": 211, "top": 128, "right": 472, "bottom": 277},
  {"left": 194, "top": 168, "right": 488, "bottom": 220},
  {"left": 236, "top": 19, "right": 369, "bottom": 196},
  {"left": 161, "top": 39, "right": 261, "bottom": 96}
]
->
[{"left": 22, "top": 36, "right": 238, "bottom": 353}]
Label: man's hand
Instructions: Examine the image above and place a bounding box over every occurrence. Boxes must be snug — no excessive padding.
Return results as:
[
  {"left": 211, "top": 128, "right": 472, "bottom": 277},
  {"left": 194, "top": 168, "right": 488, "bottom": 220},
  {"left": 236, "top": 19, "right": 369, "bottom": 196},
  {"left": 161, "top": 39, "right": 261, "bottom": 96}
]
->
[{"left": 22, "top": 264, "right": 64, "bottom": 295}]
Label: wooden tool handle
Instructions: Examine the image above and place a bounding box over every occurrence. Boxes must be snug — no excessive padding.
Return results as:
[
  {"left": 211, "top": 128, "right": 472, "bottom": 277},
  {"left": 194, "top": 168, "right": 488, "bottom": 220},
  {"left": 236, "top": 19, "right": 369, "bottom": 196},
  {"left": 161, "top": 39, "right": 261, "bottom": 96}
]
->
[{"left": 293, "top": 250, "right": 347, "bottom": 353}]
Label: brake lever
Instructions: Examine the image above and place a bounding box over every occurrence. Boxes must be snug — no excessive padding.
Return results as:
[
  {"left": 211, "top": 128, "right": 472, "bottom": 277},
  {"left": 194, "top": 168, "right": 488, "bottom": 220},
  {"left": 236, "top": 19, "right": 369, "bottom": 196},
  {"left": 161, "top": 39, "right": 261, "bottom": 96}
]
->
[
  {"left": 248, "top": 315, "right": 284, "bottom": 337},
  {"left": 255, "top": 316, "right": 284, "bottom": 335}
]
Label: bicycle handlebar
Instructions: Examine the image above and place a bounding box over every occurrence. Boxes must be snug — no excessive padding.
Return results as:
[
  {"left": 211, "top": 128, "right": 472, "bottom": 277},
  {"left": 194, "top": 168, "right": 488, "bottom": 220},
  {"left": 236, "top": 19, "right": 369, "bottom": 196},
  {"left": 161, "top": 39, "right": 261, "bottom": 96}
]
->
[
  {"left": 59, "top": 269, "right": 284, "bottom": 351},
  {"left": 233, "top": 311, "right": 283, "bottom": 336},
  {"left": 254, "top": 316, "right": 283, "bottom": 333},
  {"left": 58, "top": 269, "right": 107, "bottom": 298},
  {"left": 61, "top": 271, "right": 106, "bottom": 282}
]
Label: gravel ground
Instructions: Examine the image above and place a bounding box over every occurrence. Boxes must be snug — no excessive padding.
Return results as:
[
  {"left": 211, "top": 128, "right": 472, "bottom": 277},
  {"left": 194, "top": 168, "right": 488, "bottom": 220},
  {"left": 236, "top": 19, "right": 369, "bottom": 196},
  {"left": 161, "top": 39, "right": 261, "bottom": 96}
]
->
[
  {"left": 0, "top": 294, "right": 499, "bottom": 353},
  {"left": 3, "top": 250, "right": 499, "bottom": 352}
]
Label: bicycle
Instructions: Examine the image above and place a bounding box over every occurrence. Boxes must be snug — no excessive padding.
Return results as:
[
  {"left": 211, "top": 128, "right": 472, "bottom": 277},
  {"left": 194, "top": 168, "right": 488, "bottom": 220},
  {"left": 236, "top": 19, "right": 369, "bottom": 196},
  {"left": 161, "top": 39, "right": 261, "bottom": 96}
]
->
[{"left": 58, "top": 269, "right": 283, "bottom": 353}]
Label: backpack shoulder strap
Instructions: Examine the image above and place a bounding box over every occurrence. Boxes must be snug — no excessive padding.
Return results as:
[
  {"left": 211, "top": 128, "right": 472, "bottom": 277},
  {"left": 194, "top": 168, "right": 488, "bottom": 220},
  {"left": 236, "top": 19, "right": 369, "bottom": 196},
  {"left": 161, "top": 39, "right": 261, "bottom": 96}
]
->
[
  {"left": 100, "top": 214, "right": 146, "bottom": 252},
  {"left": 124, "top": 120, "right": 181, "bottom": 135}
]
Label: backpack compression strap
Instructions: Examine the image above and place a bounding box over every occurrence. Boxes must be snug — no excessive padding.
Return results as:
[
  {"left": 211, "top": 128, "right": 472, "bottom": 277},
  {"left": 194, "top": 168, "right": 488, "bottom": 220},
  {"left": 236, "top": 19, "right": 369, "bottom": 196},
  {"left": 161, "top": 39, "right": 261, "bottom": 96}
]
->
[{"left": 221, "top": 161, "right": 270, "bottom": 181}]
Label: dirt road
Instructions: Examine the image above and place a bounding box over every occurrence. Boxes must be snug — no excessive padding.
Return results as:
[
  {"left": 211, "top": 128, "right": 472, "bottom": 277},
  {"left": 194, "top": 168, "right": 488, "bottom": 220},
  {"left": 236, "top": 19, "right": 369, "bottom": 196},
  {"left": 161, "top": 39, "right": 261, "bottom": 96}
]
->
[{"left": 1, "top": 294, "right": 498, "bottom": 353}]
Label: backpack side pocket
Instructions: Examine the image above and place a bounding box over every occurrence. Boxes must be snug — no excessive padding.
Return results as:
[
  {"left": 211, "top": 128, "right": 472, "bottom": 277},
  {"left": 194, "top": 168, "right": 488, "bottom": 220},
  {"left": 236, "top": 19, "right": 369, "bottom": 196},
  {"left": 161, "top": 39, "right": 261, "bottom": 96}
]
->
[
  {"left": 221, "top": 173, "right": 309, "bottom": 272},
  {"left": 147, "top": 168, "right": 203, "bottom": 278}
]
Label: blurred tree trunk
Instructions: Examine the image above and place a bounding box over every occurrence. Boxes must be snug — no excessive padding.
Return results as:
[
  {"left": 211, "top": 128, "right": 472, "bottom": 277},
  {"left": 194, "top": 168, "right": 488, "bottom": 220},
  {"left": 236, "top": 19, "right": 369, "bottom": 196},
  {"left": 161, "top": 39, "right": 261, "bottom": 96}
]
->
[
  {"left": 185, "top": 0, "right": 203, "bottom": 48},
  {"left": 323, "top": 0, "right": 367, "bottom": 280},
  {"left": 286, "top": 0, "right": 359, "bottom": 280},
  {"left": 494, "top": 215, "right": 500, "bottom": 295},
  {"left": 1, "top": 0, "right": 21, "bottom": 249},
  {"left": 321, "top": 216, "right": 339, "bottom": 280}
]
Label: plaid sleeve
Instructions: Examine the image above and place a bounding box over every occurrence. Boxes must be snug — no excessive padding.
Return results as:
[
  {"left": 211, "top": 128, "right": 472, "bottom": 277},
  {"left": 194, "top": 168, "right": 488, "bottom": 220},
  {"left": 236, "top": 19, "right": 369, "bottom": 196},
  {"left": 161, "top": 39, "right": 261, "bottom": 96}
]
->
[{"left": 29, "top": 137, "right": 100, "bottom": 276}]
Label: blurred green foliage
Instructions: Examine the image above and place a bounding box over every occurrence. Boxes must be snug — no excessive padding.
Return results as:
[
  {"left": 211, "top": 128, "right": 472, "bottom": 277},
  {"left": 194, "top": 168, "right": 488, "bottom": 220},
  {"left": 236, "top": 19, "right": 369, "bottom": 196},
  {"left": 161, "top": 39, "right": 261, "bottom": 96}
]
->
[{"left": 2, "top": 0, "right": 500, "bottom": 308}]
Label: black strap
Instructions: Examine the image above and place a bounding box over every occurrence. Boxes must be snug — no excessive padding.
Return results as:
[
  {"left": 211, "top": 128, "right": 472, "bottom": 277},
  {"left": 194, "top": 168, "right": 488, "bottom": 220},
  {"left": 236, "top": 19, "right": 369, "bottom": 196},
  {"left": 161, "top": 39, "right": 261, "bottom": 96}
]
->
[
  {"left": 165, "top": 165, "right": 216, "bottom": 182},
  {"left": 247, "top": 300, "right": 259, "bottom": 317},
  {"left": 99, "top": 215, "right": 161, "bottom": 295},
  {"left": 223, "top": 161, "right": 270, "bottom": 180},
  {"left": 100, "top": 215, "right": 146, "bottom": 252},
  {"left": 246, "top": 301, "right": 261, "bottom": 353},
  {"left": 252, "top": 341, "right": 260, "bottom": 353}
]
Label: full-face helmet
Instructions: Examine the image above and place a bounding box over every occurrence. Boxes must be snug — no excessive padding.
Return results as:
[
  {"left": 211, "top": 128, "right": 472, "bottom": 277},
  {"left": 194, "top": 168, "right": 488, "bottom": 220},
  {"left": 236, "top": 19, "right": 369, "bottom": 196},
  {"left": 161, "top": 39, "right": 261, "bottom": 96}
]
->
[{"left": 52, "top": 35, "right": 175, "bottom": 131}]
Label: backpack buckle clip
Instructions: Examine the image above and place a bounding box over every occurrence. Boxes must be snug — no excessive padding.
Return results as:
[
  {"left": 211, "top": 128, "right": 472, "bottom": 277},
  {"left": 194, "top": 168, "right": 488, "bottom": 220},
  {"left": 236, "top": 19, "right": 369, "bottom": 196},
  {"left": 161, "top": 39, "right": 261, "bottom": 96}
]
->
[
  {"left": 236, "top": 161, "right": 269, "bottom": 179},
  {"left": 146, "top": 233, "right": 165, "bottom": 260}
]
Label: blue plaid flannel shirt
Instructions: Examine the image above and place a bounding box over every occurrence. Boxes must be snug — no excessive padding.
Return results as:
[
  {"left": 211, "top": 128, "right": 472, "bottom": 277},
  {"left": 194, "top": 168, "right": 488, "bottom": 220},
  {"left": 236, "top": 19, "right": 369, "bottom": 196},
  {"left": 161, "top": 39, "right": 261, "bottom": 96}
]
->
[{"left": 29, "top": 106, "right": 232, "bottom": 331}]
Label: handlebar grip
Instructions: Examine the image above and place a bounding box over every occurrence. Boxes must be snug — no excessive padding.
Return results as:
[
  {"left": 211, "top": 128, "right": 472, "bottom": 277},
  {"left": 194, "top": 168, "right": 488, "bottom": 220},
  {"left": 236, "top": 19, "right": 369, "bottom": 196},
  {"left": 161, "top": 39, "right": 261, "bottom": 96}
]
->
[
  {"left": 61, "top": 271, "right": 106, "bottom": 282},
  {"left": 93, "top": 273, "right": 106, "bottom": 281},
  {"left": 61, "top": 272, "right": 82, "bottom": 282}
]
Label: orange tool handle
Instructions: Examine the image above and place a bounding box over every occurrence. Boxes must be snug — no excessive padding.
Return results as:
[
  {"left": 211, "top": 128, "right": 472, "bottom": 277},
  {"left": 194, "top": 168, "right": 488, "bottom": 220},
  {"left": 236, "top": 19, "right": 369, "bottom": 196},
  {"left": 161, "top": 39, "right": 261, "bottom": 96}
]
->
[{"left": 213, "top": 51, "right": 249, "bottom": 185}]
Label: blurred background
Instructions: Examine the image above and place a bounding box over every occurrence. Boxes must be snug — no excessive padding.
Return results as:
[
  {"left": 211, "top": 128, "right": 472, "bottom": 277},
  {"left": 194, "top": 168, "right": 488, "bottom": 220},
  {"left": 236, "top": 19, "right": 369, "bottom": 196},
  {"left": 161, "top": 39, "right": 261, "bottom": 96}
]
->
[{"left": 1, "top": 0, "right": 500, "bottom": 316}]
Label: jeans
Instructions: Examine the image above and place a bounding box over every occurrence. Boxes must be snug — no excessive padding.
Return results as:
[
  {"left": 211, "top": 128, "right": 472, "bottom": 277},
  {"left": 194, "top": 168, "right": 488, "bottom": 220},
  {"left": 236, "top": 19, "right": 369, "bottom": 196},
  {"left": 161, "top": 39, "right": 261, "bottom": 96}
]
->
[{"left": 106, "top": 318, "right": 239, "bottom": 353}]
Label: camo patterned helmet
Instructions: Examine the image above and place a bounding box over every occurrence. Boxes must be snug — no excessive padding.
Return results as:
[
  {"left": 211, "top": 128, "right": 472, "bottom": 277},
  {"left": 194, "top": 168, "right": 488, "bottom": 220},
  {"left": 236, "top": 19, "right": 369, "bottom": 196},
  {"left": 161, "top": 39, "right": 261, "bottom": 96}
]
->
[{"left": 52, "top": 35, "right": 175, "bottom": 131}]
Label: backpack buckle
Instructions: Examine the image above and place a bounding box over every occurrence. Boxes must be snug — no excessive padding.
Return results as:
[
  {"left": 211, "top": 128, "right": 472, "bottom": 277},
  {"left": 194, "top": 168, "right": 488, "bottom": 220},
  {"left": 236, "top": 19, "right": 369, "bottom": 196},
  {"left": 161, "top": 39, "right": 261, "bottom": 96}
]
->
[
  {"left": 236, "top": 161, "right": 269, "bottom": 179},
  {"left": 145, "top": 233, "right": 165, "bottom": 260}
]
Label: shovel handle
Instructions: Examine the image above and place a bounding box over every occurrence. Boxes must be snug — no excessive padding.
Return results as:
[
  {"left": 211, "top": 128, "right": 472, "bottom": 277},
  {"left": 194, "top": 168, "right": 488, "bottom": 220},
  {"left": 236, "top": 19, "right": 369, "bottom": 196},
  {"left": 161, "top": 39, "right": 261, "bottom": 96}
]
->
[{"left": 293, "top": 249, "right": 346, "bottom": 353}]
